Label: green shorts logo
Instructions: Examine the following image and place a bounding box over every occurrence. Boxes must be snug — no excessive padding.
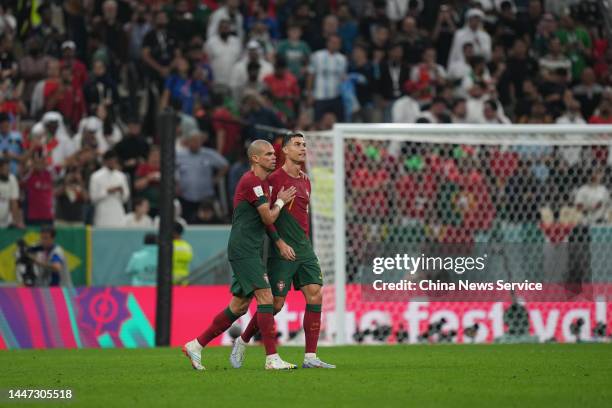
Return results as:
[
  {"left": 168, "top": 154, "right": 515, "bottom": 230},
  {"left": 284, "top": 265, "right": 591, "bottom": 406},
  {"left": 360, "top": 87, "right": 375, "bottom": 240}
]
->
[
  {"left": 263, "top": 273, "right": 269, "bottom": 283},
  {"left": 277, "top": 280, "right": 285, "bottom": 292}
]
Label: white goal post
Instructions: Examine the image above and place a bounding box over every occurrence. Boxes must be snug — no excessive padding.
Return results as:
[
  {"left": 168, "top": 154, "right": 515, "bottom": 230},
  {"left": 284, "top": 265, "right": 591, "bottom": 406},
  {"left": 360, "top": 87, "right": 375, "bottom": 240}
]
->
[{"left": 307, "top": 124, "right": 612, "bottom": 345}]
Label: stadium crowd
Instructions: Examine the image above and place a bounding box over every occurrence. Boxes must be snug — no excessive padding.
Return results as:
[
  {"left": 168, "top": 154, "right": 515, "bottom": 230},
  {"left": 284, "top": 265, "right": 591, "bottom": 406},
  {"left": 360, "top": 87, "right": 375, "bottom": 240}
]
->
[{"left": 0, "top": 0, "right": 611, "bottom": 230}]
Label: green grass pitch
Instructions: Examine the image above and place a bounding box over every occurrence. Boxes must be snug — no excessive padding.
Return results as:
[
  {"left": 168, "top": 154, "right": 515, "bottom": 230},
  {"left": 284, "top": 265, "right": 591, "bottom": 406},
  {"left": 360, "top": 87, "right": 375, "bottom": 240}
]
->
[{"left": 1, "top": 344, "right": 610, "bottom": 407}]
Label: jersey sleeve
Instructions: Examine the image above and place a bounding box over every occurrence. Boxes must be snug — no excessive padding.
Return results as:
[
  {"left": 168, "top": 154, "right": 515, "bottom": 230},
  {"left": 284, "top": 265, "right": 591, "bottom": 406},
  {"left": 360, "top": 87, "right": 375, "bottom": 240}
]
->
[{"left": 243, "top": 176, "right": 268, "bottom": 207}]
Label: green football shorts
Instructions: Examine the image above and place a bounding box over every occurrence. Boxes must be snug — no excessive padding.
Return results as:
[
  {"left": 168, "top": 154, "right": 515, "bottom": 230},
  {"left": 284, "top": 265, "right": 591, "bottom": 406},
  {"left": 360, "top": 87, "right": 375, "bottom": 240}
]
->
[
  {"left": 268, "top": 257, "right": 323, "bottom": 297},
  {"left": 229, "top": 258, "right": 271, "bottom": 298}
]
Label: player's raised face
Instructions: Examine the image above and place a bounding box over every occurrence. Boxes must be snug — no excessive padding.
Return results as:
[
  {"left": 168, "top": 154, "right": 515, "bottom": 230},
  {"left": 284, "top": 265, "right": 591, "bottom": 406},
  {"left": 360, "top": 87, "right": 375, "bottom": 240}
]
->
[{"left": 283, "top": 136, "right": 306, "bottom": 164}]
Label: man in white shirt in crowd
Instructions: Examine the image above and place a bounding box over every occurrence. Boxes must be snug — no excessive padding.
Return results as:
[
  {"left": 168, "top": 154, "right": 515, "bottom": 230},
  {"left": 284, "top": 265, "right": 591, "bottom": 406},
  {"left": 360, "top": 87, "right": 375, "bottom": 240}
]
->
[
  {"left": 89, "top": 150, "right": 130, "bottom": 226},
  {"left": 392, "top": 81, "right": 421, "bottom": 123},
  {"left": 574, "top": 168, "right": 610, "bottom": 224},
  {"left": 206, "top": 0, "right": 244, "bottom": 42},
  {"left": 0, "top": 158, "right": 23, "bottom": 228},
  {"left": 447, "top": 8, "right": 491, "bottom": 68},
  {"left": 205, "top": 19, "right": 242, "bottom": 87},
  {"left": 229, "top": 40, "right": 273, "bottom": 100},
  {"left": 307, "top": 34, "right": 347, "bottom": 122}
]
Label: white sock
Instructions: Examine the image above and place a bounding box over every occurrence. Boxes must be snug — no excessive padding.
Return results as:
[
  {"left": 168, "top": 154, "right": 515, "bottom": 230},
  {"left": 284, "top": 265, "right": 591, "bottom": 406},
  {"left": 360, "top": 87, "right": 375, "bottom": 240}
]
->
[
  {"left": 191, "top": 339, "right": 203, "bottom": 352},
  {"left": 305, "top": 353, "right": 316, "bottom": 360},
  {"left": 266, "top": 353, "right": 280, "bottom": 361},
  {"left": 236, "top": 336, "right": 246, "bottom": 345}
]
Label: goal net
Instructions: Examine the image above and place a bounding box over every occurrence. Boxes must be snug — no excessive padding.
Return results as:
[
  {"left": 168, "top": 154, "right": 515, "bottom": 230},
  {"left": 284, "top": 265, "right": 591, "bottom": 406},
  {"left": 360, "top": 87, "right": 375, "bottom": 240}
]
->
[{"left": 306, "top": 124, "right": 612, "bottom": 345}]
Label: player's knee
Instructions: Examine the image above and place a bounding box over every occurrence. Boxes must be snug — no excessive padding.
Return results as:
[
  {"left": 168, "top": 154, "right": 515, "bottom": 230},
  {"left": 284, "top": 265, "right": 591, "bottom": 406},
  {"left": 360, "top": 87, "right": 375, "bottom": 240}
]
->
[
  {"left": 306, "top": 288, "right": 323, "bottom": 305},
  {"left": 273, "top": 298, "right": 285, "bottom": 314},
  {"left": 234, "top": 303, "right": 249, "bottom": 316},
  {"left": 254, "top": 289, "right": 273, "bottom": 305}
]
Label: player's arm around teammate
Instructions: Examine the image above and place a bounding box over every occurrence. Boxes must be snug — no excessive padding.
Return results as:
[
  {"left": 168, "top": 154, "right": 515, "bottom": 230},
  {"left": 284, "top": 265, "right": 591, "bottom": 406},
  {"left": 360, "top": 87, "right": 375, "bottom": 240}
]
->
[
  {"left": 183, "top": 140, "right": 297, "bottom": 371},
  {"left": 232, "top": 133, "right": 335, "bottom": 369}
]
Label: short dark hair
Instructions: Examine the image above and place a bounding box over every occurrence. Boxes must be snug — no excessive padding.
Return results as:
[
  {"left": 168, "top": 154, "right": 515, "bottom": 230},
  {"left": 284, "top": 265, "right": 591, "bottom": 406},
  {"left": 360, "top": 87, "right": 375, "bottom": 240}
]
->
[
  {"left": 103, "top": 150, "right": 118, "bottom": 162},
  {"left": 40, "top": 225, "right": 56, "bottom": 238},
  {"left": 133, "top": 197, "right": 148, "bottom": 208},
  {"left": 174, "top": 222, "right": 184, "bottom": 236},
  {"left": 282, "top": 132, "right": 304, "bottom": 147},
  {"left": 144, "top": 233, "right": 158, "bottom": 245}
]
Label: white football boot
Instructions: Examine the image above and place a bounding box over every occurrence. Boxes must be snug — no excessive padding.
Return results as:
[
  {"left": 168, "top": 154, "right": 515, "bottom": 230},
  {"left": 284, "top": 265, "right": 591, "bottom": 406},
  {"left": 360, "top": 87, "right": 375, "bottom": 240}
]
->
[
  {"left": 182, "top": 339, "right": 205, "bottom": 371},
  {"left": 264, "top": 354, "right": 297, "bottom": 370},
  {"left": 229, "top": 337, "right": 247, "bottom": 368}
]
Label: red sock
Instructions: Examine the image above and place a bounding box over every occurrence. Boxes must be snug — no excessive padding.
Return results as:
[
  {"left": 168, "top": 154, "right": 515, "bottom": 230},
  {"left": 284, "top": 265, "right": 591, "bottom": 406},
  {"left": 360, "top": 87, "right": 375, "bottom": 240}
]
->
[
  {"left": 241, "top": 312, "right": 259, "bottom": 342},
  {"left": 304, "top": 304, "right": 322, "bottom": 354},
  {"left": 256, "top": 305, "right": 276, "bottom": 355},
  {"left": 196, "top": 307, "right": 239, "bottom": 347}
]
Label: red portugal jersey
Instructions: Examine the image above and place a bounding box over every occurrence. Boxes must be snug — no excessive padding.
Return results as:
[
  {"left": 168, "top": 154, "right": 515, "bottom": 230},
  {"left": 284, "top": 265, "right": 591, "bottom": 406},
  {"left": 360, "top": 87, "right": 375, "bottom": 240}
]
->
[{"left": 268, "top": 167, "right": 315, "bottom": 259}]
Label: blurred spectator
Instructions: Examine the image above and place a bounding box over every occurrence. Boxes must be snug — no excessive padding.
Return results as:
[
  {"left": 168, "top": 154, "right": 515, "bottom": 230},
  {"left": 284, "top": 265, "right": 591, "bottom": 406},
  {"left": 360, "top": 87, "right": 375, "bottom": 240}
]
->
[
  {"left": 45, "top": 64, "right": 86, "bottom": 131},
  {"left": 432, "top": 3, "right": 458, "bottom": 66},
  {"left": 125, "top": 233, "right": 158, "bottom": 286},
  {"left": 348, "top": 44, "right": 375, "bottom": 122},
  {"left": 0, "top": 157, "right": 23, "bottom": 228},
  {"left": 276, "top": 24, "right": 311, "bottom": 83},
  {"left": 574, "top": 167, "right": 609, "bottom": 223},
  {"left": 89, "top": 150, "right": 130, "bottom": 227},
  {"left": 533, "top": 13, "right": 557, "bottom": 57},
  {"left": 18, "top": 37, "right": 50, "bottom": 106},
  {"left": 92, "top": 0, "right": 128, "bottom": 72},
  {"left": 176, "top": 130, "right": 229, "bottom": 223},
  {"left": 236, "top": 61, "right": 265, "bottom": 102},
  {"left": 263, "top": 57, "right": 300, "bottom": 124},
  {"left": 420, "top": 97, "right": 450, "bottom": 123},
  {"left": 28, "top": 226, "right": 72, "bottom": 287},
  {"left": 207, "top": 0, "right": 244, "bottom": 42},
  {"left": 447, "top": 42, "right": 474, "bottom": 83},
  {"left": 22, "top": 152, "right": 54, "bottom": 225},
  {"left": 500, "top": 39, "right": 538, "bottom": 106},
  {"left": 0, "top": 112, "right": 22, "bottom": 175},
  {"left": 114, "top": 117, "right": 150, "bottom": 184},
  {"left": 124, "top": 197, "right": 153, "bottom": 228},
  {"left": 160, "top": 56, "right": 208, "bottom": 115},
  {"left": 556, "top": 14, "right": 591, "bottom": 80},
  {"left": 172, "top": 222, "right": 193, "bottom": 285},
  {"left": 242, "top": 92, "right": 285, "bottom": 142},
  {"left": 392, "top": 82, "right": 421, "bottom": 123},
  {"left": 588, "top": 97, "right": 612, "bottom": 125},
  {"left": 84, "top": 59, "right": 119, "bottom": 117},
  {"left": 378, "top": 42, "right": 411, "bottom": 115},
  {"left": 141, "top": 10, "right": 177, "bottom": 90},
  {"left": 448, "top": 8, "right": 491, "bottom": 67},
  {"left": 307, "top": 35, "right": 347, "bottom": 122},
  {"left": 230, "top": 40, "right": 273, "bottom": 100},
  {"left": 55, "top": 167, "right": 88, "bottom": 226},
  {"left": 410, "top": 47, "right": 446, "bottom": 106},
  {"left": 135, "top": 146, "right": 161, "bottom": 217},
  {"left": 451, "top": 98, "right": 468, "bottom": 123},
  {"left": 338, "top": 3, "right": 358, "bottom": 55},
  {"left": 573, "top": 67, "right": 604, "bottom": 119},
  {"left": 539, "top": 37, "right": 571, "bottom": 82},
  {"left": 210, "top": 92, "right": 241, "bottom": 162},
  {"left": 59, "top": 41, "right": 87, "bottom": 90},
  {"left": 205, "top": 19, "right": 242, "bottom": 87},
  {"left": 480, "top": 99, "right": 511, "bottom": 124},
  {"left": 397, "top": 16, "right": 428, "bottom": 66},
  {"left": 193, "top": 199, "right": 224, "bottom": 225},
  {"left": 126, "top": 3, "right": 152, "bottom": 63}
]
